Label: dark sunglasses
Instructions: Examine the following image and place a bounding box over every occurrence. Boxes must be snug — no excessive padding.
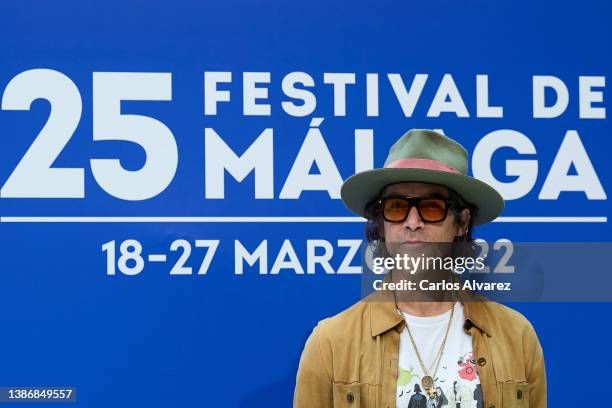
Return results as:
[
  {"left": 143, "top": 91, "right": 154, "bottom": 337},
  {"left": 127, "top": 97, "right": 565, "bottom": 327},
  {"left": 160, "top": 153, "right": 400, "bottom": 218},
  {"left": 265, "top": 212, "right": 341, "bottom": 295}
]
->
[{"left": 377, "top": 195, "right": 452, "bottom": 223}]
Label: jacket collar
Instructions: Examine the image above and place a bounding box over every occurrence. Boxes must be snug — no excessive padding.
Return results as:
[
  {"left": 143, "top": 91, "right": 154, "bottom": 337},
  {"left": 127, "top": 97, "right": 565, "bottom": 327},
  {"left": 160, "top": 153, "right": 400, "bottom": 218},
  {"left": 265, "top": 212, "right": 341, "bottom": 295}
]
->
[{"left": 367, "top": 274, "right": 493, "bottom": 337}]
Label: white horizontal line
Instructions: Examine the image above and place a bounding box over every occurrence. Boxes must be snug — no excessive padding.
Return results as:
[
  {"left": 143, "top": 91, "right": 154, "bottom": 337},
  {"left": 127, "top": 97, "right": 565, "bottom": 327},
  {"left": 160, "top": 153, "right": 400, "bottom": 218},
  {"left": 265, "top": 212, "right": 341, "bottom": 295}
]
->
[
  {"left": 0, "top": 216, "right": 607, "bottom": 223},
  {"left": 0, "top": 216, "right": 365, "bottom": 223},
  {"left": 148, "top": 254, "right": 167, "bottom": 262},
  {"left": 494, "top": 216, "right": 607, "bottom": 223}
]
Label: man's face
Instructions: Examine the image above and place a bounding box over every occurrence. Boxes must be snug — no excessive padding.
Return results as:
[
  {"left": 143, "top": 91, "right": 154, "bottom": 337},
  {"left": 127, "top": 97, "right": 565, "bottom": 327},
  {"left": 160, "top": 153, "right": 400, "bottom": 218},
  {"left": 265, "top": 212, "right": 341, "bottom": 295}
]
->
[{"left": 382, "top": 182, "right": 469, "bottom": 244}]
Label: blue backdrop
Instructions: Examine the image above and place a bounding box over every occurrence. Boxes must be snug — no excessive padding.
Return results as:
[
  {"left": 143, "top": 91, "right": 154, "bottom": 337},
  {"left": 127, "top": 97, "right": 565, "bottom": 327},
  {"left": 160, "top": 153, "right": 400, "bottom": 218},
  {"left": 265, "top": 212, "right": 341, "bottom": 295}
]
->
[{"left": 1, "top": 1, "right": 610, "bottom": 407}]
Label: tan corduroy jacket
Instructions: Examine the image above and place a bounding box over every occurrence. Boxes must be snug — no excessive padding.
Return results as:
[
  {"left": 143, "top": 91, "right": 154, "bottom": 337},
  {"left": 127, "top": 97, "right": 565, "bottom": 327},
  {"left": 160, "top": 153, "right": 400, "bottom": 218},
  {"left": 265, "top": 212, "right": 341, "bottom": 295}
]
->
[{"left": 294, "top": 289, "right": 546, "bottom": 408}]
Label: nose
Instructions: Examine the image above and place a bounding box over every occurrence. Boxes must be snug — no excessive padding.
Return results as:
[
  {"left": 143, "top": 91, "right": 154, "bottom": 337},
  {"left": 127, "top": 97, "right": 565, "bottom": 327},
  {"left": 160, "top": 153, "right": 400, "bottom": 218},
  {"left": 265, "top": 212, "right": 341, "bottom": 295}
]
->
[{"left": 403, "top": 205, "right": 424, "bottom": 230}]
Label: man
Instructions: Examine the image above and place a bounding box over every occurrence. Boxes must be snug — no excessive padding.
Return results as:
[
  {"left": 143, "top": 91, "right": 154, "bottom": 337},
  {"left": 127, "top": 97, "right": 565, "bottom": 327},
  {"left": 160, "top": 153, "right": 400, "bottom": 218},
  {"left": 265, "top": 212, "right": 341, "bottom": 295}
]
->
[{"left": 294, "top": 129, "right": 546, "bottom": 407}]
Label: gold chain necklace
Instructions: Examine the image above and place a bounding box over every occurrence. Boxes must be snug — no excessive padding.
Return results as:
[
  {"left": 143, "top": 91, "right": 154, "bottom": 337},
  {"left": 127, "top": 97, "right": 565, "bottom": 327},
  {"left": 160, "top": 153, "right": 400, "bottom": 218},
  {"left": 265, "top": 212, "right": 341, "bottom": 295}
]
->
[{"left": 397, "top": 303, "right": 455, "bottom": 399}]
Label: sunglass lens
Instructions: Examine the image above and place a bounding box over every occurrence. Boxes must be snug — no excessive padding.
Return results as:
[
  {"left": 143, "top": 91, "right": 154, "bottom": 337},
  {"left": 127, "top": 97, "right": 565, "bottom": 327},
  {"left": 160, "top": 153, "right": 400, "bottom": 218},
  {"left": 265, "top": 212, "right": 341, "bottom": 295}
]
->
[
  {"left": 418, "top": 199, "right": 447, "bottom": 221},
  {"left": 382, "top": 198, "right": 409, "bottom": 222}
]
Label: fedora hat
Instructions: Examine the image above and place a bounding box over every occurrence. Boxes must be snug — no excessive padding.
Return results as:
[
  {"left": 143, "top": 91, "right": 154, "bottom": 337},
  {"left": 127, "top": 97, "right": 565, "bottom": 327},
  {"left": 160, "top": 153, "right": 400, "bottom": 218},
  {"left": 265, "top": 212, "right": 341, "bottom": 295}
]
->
[{"left": 340, "top": 129, "right": 504, "bottom": 225}]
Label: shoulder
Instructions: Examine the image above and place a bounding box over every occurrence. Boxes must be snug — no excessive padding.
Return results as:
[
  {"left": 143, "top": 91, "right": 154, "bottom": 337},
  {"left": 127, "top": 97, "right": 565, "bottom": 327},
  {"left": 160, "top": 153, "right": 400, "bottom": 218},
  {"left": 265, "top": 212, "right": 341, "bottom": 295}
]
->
[
  {"left": 315, "top": 298, "right": 371, "bottom": 342},
  {"left": 482, "top": 301, "right": 536, "bottom": 332},
  {"left": 472, "top": 301, "right": 542, "bottom": 351}
]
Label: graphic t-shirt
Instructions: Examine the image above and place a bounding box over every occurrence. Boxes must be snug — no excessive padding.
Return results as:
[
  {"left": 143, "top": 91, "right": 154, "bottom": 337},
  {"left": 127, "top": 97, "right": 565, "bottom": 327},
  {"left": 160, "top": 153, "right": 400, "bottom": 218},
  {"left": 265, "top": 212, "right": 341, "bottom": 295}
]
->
[{"left": 396, "top": 302, "right": 483, "bottom": 408}]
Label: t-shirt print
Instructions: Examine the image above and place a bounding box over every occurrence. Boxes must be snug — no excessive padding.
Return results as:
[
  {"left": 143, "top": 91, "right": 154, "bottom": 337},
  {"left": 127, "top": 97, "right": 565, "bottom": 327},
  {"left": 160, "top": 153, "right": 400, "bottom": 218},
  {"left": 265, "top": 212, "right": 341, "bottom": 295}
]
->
[{"left": 396, "top": 302, "right": 484, "bottom": 408}]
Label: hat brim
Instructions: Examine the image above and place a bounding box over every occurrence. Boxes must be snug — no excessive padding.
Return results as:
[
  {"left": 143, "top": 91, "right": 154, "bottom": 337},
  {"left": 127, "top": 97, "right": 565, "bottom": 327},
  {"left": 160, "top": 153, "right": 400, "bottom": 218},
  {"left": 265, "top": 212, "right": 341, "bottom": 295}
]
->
[{"left": 340, "top": 168, "right": 504, "bottom": 226}]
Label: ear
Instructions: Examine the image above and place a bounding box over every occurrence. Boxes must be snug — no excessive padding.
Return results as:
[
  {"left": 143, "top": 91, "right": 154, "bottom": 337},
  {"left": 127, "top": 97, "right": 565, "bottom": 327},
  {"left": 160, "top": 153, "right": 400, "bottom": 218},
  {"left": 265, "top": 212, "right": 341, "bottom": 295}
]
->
[{"left": 456, "top": 208, "right": 471, "bottom": 236}]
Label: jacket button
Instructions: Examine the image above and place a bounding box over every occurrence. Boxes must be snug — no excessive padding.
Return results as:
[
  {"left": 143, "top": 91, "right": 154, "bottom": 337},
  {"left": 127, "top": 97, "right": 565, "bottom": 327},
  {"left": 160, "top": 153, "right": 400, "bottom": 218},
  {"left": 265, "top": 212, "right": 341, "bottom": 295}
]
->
[
  {"left": 517, "top": 390, "right": 523, "bottom": 399},
  {"left": 346, "top": 392, "right": 354, "bottom": 403},
  {"left": 464, "top": 320, "right": 473, "bottom": 330},
  {"left": 477, "top": 357, "right": 487, "bottom": 366}
]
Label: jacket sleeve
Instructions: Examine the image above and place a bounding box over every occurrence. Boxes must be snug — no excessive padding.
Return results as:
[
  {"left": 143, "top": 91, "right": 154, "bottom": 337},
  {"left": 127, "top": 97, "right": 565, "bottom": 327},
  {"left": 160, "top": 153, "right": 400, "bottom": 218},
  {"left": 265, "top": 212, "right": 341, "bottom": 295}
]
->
[
  {"left": 524, "top": 323, "right": 547, "bottom": 408},
  {"left": 294, "top": 323, "right": 333, "bottom": 407}
]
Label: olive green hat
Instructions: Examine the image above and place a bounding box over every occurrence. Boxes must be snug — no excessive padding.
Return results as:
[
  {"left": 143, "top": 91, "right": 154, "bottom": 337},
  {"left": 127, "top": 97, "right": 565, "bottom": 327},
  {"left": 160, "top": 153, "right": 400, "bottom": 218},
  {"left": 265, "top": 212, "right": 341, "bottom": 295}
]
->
[{"left": 340, "top": 129, "right": 504, "bottom": 225}]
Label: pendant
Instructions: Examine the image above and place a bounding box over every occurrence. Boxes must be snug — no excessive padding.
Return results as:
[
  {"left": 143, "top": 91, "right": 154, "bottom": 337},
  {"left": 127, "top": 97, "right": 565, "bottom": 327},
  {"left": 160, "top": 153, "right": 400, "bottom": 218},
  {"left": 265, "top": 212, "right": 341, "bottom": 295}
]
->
[{"left": 421, "top": 375, "right": 434, "bottom": 390}]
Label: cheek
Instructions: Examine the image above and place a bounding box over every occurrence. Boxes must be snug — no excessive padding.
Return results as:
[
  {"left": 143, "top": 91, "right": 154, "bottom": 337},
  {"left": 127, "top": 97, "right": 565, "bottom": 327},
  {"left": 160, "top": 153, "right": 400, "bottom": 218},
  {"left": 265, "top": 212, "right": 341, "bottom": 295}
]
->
[
  {"left": 382, "top": 221, "right": 400, "bottom": 241},
  {"left": 434, "top": 219, "right": 458, "bottom": 241},
  {"left": 422, "top": 218, "right": 458, "bottom": 242}
]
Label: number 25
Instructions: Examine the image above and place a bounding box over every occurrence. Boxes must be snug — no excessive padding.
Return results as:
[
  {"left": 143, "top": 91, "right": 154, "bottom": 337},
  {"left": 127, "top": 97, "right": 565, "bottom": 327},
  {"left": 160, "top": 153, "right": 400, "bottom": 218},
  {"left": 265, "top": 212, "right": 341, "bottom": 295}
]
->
[{"left": 1, "top": 69, "right": 178, "bottom": 200}]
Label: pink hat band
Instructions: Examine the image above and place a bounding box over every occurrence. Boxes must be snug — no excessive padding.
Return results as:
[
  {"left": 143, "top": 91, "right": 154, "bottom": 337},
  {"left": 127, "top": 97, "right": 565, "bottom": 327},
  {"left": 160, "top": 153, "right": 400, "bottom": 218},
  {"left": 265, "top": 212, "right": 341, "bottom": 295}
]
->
[{"left": 384, "top": 158, "right": 461, "bottom": 174}]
